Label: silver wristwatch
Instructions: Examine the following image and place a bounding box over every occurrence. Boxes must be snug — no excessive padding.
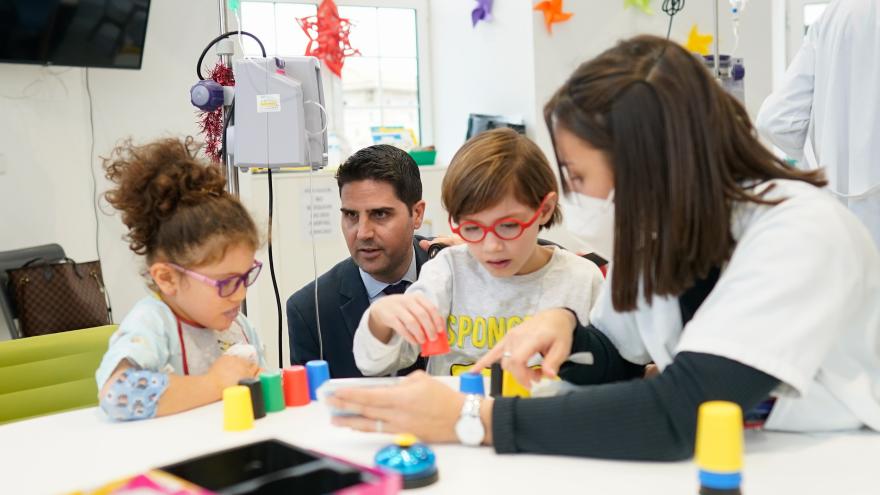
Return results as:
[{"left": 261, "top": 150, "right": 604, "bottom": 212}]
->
[{"left": 455, "top": 394, "right": 485, "bottom": 446}]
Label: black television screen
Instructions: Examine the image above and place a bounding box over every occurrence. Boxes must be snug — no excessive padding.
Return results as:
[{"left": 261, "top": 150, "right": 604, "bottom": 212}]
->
[{"left": 0, "top": 0, "right": 150, "bottom": 69}]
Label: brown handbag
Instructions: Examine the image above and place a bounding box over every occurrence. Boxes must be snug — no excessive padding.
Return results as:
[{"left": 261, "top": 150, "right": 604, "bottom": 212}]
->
[{"left": 6, "top": 258, "right": 113, "bottom": 337}]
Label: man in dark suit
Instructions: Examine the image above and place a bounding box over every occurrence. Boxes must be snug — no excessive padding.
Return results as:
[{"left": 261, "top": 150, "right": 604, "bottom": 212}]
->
[{"left": 287, "top": 145, "right": 429, "bottom": 378}]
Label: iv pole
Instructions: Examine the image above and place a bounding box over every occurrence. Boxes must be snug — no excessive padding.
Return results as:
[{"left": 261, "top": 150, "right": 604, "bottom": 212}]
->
[
  {"left": 218, "top": 0, "right": 239, "bottom": 197},
  {"left": 712, "top": 0, "right": 721, "bottom": 78},
  {"left": 217, "top": 0, "right": 246, "bottom": 317}
]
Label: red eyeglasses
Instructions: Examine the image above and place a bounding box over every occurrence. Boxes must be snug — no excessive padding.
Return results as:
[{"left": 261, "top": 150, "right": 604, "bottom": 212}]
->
[{"left": 449, "top": 195, "right": 551, "bottom": 243}]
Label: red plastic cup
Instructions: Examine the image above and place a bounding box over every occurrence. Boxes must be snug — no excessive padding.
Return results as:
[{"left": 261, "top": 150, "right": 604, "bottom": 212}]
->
[
  {"left": 283, "top": 366, "right": 311, "bottom": 407},
  {"left": 420, "top": 330, "right": 450, "bottom": 356}
]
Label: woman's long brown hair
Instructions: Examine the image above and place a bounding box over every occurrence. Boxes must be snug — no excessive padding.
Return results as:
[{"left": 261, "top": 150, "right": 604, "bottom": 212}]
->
[{"left": 545, "top": 35, "right": 826, "bottom": 311}]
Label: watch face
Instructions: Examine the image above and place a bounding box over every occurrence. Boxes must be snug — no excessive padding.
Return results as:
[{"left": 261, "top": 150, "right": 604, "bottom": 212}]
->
[{"left": 456, "top": 417, "right": 485, "bottom": 446}]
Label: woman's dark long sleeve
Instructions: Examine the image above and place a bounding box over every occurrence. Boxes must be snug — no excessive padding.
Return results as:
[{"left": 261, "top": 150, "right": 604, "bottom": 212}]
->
[
  {"left": 558, "top": 323, "right": 646, "bottom": 384},
  {"left": 492, "top": 351, "right": 780, "bottom": 460}
]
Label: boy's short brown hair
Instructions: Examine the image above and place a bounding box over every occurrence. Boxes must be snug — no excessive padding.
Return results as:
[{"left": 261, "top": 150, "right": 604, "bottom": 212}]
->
[{"left": 442, "top": 128, "right": 561, "bottom": 228}]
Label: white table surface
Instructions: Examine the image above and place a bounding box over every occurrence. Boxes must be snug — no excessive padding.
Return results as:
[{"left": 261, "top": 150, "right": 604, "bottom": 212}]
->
[{"left": 1, "top": 378, "right": 878, "bottom": 495}]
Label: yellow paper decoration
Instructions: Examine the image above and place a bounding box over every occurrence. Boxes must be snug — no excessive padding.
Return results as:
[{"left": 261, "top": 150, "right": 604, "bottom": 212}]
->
[{"left": 685, "top": 24, "right": 713, "bottom": 55}]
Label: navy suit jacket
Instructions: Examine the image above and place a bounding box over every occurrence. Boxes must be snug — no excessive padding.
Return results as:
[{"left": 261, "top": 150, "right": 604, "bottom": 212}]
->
[{"left": 287, "top": 237, "right": 430, "bottom": 378}]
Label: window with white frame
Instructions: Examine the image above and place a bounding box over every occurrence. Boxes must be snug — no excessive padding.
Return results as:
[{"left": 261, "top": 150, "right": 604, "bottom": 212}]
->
[{"left": 239, "top": 0, "right": 430, "bottom": 166}]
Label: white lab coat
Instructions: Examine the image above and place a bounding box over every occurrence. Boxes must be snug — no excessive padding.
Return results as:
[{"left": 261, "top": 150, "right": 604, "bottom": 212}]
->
[
  {"left": 591, "top": 180, "right": 880, "bottom": 432},
  {"left": 756, "top": 0, "right": 880, "bottom": 249}
]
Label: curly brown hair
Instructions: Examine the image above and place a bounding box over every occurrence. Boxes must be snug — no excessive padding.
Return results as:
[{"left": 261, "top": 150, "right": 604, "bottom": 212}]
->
[{"left": 103, "top": 137, "right": 259, "bottom": 280}]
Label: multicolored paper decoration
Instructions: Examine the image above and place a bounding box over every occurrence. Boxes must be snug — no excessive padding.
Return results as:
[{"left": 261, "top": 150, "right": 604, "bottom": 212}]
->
[
  {"left": 624, "top": 0, "right": 653, "bottom": 15},
  {"left": 684, "top": 24, "right": 713, "bottom": 55},
  {"left": 197, "top": 63, "right": 234, "bottom": 163},
  {"left": 472, "top": 0, "right": 493, "bottom": 27},
  {"left": 534, "top": 0, "right": 573, "bottom": 34},
  {"left": 297, "top": 0, "right": 360, "bottom": 78}
]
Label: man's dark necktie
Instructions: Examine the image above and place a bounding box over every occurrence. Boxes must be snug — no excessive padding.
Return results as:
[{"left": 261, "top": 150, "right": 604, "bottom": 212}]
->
[{"left": 382, "top": 280, "right": 411, "bottom": 295}]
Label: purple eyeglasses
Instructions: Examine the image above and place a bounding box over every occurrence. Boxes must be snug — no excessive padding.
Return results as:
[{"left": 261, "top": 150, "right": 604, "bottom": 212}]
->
[{"left": 168, "top": 261, "right": 263, "bottom": 297}]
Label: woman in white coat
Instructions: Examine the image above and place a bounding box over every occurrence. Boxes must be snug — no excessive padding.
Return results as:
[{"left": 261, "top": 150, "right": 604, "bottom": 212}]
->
[
  {"left": 757, "top": 0, "right": 880, "bottom": 248},
  {"left": 326, "top": 35, "right": 880, "bottom": 460}
]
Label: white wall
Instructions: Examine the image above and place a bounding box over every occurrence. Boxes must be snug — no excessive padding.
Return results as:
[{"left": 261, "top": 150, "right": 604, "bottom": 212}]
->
[
  {"left": 430, "top": 0, "right": 774, "bottom": 162},
  {"left": 428, "top": 0, "right": 537, "bottom": 166},
  {"left": 0, "top": 0, "right": 231, "bottom": 333},
  {"left": 529, "top": 1, "right": 775, "bottom": 161},
  {"left": 429, "top": 0, "right": 775, "bottom": 249}
]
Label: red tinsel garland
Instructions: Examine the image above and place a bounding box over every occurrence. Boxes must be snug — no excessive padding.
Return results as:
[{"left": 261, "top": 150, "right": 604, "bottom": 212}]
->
[{"left": 197, "top": 63, "right": 235, "bottom": 162}]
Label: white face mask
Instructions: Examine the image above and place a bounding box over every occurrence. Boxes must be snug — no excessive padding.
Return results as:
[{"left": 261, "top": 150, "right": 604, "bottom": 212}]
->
[{"left": 560, "top": 189, "right": 615, "bottom": 261}]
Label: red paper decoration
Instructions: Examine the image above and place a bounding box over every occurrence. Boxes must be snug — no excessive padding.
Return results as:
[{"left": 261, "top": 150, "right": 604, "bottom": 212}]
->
[{"left": 297, "top": 0, "right": 360, "bottom": 78}]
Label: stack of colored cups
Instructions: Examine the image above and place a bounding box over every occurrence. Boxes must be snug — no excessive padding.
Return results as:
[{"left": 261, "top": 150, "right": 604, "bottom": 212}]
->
[
  {"left": 238, "top": 377, "right": 266, "bottom": 419},
  {"left": 695, "top": 401, "right": 744, "bottom": 495},
  {"left": 306, "top": 360, "right": 330, "bottom": 400},
  {"left": 259, "top": 371, "right": 286, "bottom": 413},
  {"left": 283, "top": 365, "right": 311, "bottom": 406},
  {"left": 459, "top": 372, "right": 485, "bottom": 395},
  {"left": 420, "top": 331, "right": 450, "bottom": 357},
  {"left": 223, "top": 385, "right": 254, "bottom": 431}
]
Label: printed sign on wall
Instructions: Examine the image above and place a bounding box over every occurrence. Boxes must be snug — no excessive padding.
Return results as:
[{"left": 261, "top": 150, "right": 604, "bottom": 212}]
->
[{"left": 300, "top": 185, "right": 340, "bottom": 239}]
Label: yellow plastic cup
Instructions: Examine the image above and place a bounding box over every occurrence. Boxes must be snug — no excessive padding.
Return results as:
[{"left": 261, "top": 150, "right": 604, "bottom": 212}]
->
[
  {"left": 502, "top": 370, "right": 531, "bottom": 398},
  {"left": 223, "top": 385, "right": 255, "bottom": 432},
  {"left": 695, "top": 401, "right": 743, "bottom": 472}
]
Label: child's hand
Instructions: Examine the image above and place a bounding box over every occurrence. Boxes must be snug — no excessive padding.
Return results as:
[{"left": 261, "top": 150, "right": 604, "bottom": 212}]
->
[
  {"left": 207, "top": 355, "right": 259, "bottom": 394},
  {"left": 472, "top": 307, "right": 578, "bottom": 387},
  {"left": 418, "top": 235, "right": 462, "bottom": 252},
  {"left": 369, "top": 294, "right": 445, "bottom": 346},
  {"left": 224, "top": 343, "right": 259, "bottom": 364}
]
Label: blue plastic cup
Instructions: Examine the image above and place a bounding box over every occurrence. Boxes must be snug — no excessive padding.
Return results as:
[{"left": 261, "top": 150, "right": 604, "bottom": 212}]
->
[
  {"left": 306, "top": 360, "right": 330, "bottom": 400},
  {"left": 459, "top": 372, "right": 485, "bottom": 395}
]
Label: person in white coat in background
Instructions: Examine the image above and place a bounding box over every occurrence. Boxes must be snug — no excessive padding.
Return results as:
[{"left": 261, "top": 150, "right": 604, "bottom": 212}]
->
[{"left": 757, "top": 0, "right": 880, "bottom": 249}]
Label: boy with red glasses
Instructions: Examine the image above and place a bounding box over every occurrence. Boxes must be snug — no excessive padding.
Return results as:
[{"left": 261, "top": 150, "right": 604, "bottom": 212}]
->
[{"left": 353, "top": 128, "right": 604, "bottom": 377}]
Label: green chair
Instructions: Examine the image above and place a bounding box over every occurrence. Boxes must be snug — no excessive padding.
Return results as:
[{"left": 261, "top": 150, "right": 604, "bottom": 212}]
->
[{"left": 0, "top": 325, "right": 117, "bottom": 424}]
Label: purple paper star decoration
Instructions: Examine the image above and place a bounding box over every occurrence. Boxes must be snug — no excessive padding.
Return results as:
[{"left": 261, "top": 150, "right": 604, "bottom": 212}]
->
[{"left": 472, "top": 0, "right": 493, "bottom": 27}]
